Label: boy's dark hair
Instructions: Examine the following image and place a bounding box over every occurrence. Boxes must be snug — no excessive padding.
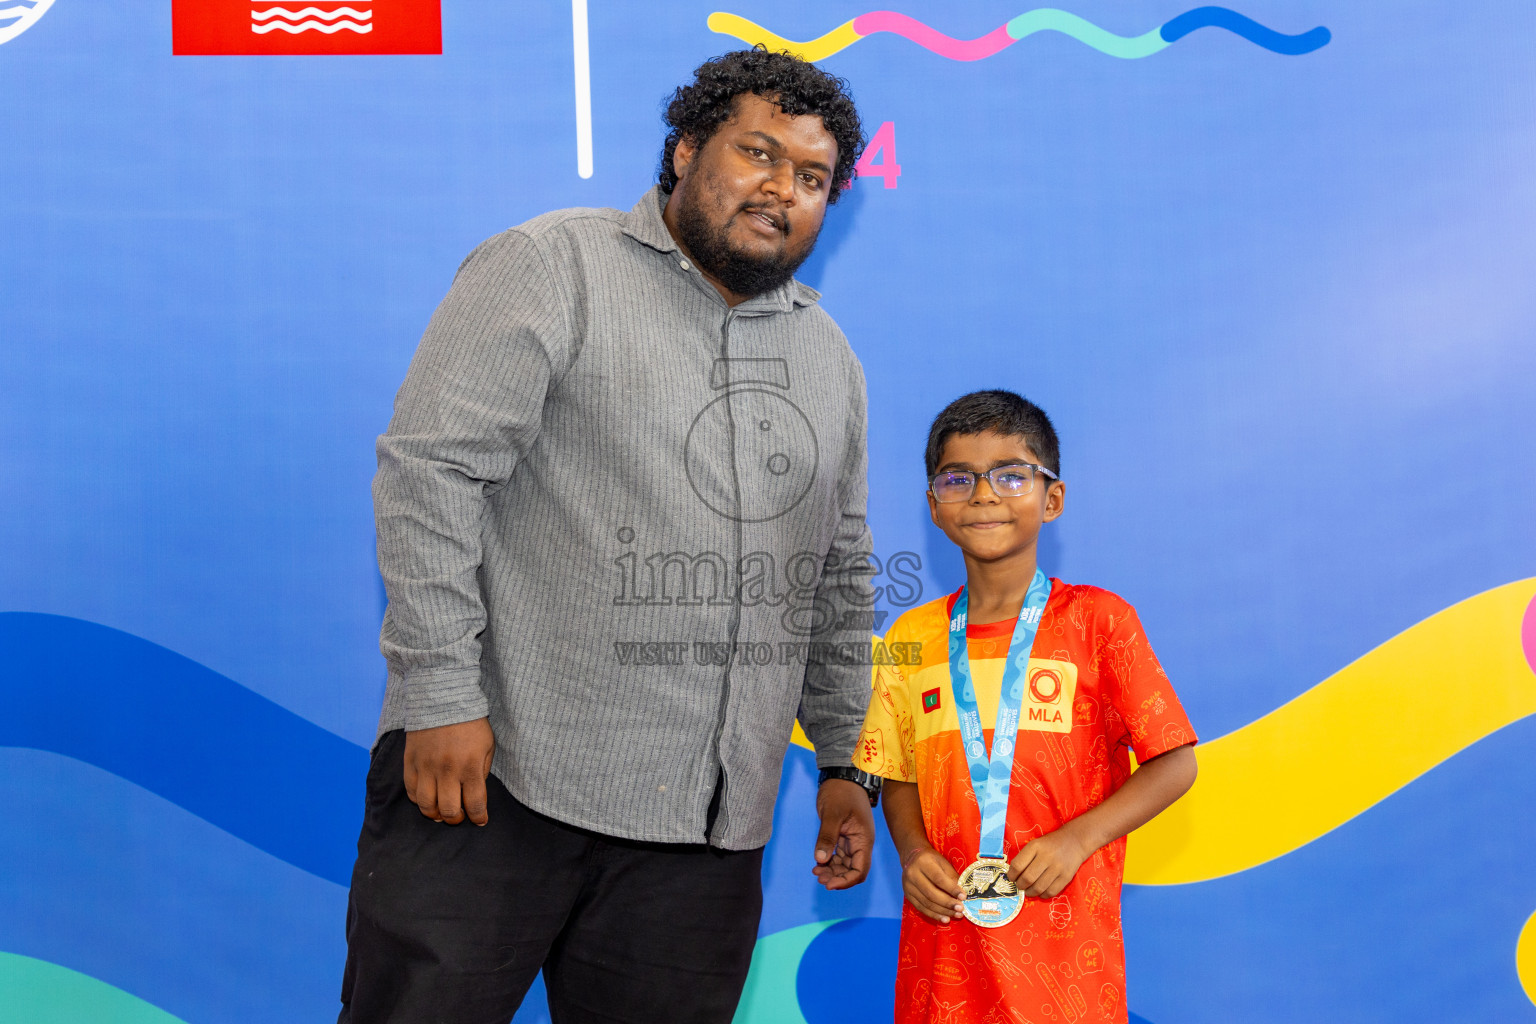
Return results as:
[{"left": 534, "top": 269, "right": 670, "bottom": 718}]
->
[
  {"left": 658, "top": 48, "right": 865, "bottom": 204},
  {"left": 924, "top": 390, "right": 1061, "bottom": 479}
]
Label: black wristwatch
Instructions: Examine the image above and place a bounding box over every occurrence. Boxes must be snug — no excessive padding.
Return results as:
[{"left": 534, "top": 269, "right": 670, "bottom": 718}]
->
[{"left": 818, "top": 766, "right": 882, "bottom": 806}]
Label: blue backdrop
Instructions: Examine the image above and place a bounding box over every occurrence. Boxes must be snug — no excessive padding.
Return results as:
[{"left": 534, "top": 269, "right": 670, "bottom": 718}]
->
[{"left": 3, "top": 2, "right": 1535, "bottom": 1021}]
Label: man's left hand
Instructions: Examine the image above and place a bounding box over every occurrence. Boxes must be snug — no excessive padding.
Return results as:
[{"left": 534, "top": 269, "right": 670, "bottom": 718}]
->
[{"left": 813, "top": 779, "right": 874, "bottom": 890}]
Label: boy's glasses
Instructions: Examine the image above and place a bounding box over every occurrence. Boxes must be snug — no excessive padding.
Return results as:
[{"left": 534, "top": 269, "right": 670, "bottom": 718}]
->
[{"left": 929, "top": 463, "right": 1059, "bottom": 503}]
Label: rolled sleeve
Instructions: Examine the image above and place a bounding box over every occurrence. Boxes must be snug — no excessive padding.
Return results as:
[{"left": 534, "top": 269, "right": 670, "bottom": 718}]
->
[
  {"left": 798, "top": 356, "right": 876, "bottom": 768},
  {"left": 374, "top": 230, "right": 573, "bottom": 730}
]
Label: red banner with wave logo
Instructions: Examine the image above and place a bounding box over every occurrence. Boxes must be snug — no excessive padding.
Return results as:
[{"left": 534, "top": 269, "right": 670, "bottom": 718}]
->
[{"left": 172, "top": 0, "right": 441, "bottom": 55}]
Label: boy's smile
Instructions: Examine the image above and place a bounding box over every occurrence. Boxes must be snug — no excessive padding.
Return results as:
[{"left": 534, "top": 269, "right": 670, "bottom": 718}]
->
[{"left": 927, "top": 431, "right": 1065, "bottom": 570}]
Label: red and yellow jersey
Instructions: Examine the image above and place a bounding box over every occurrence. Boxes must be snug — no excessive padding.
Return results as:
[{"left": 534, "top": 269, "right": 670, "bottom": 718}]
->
[{"left": 856, "top": 581, "right": 1197, "bottom": 1024}]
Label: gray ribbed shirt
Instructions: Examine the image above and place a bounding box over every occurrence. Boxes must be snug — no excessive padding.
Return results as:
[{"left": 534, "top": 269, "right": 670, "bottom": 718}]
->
[{"left": 373, "top": 188, "right": 875, "bottom": 850}]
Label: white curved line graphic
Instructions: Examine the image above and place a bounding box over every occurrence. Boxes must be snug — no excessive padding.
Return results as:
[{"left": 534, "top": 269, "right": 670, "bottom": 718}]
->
[
  {"left": 251, "top": 19, "right": 373, "bottom": 33},
  {"left": 573, "top": 0, "right": 592, "bottom": 178},
  {"left": 250, "top": 6, "right": 372, "bottom": 21},
  {"left": 0, "top": 0, "right": 54, "bottom": 46}
]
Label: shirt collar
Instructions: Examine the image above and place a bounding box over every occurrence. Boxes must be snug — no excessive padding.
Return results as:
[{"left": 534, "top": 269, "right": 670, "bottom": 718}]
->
[{"left": 621, "top": 186, "right": 822, "bottom": 314}]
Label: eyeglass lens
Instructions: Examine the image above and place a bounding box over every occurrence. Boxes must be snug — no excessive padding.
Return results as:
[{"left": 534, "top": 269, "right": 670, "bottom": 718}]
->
[{"left": 931, "top": 465, "right": 1037, "bottom": 502}]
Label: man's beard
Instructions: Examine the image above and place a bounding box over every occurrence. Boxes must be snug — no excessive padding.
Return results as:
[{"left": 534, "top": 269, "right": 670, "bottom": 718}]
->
[{"left": 673, "top": 185, "right": 818, "bottom": 299}]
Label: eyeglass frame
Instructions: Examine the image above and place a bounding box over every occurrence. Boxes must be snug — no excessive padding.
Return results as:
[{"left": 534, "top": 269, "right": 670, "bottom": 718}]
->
[{"left": 927, "top": 462, "right": 1060, "bottom": 503}]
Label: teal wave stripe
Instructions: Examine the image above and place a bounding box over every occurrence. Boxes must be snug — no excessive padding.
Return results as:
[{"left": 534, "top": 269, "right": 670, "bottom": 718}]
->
[
  {"left": 1005, "top": 9, "right": 1168, "bottom": 58},
  {"left": 0, "top": 952, "right": 189, "bottom": 1023},
  {"left": 732, "top": 920, "right": 841, "bottom": 1024}
]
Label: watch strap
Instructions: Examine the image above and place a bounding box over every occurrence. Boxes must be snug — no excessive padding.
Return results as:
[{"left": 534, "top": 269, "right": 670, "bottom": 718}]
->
[{"left": 818, "top": 766, "right": 882, "bottom": 806}]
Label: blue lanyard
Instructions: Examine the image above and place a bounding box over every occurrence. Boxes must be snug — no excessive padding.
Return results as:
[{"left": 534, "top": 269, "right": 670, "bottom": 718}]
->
[{"left": 947, "top": 570, "right": 1053, "bottom": 861}]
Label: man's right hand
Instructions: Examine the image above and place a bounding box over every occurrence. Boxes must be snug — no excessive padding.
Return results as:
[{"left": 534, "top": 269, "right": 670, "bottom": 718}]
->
[{"left": 403, "top": 718, "right": 496, "bottom": 825}]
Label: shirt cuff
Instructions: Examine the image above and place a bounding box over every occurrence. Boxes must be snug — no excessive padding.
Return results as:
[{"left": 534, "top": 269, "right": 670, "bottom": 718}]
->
[
  {"left": 809, "top": 724, "right": 861, "bottom": 770},
  {"left": 402, "top": 669, "right": 490, "bottom": 731}
]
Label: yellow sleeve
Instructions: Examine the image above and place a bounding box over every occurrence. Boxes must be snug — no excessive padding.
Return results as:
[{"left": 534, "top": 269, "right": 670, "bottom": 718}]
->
[{"left": 854, "top": 653, "right": 916, "bottom": 782}]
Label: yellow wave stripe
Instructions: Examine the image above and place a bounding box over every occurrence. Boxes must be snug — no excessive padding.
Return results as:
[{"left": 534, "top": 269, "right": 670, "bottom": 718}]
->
[
  {"left": 1518, "top": 908, "right": 1536, "bottom": 1007},
  {"left": 793, "top": 582, "right": 1536, "bottom": 886},
  {"left": 707, "top": 12, "right": 862, "bottom": 62},
  {"left": 1127, "top": 578, "right": 1536, "bottom": 884}
]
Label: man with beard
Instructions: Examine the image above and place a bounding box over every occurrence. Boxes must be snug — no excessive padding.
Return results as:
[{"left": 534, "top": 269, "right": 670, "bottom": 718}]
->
[{"left": 339, "top": 49, "right": 882, "bottom": 1023}]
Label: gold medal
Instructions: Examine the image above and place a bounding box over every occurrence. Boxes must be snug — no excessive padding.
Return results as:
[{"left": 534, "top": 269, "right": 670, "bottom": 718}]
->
[{"left": 957, "top": 856, "right": 1023, "bottom": 928}]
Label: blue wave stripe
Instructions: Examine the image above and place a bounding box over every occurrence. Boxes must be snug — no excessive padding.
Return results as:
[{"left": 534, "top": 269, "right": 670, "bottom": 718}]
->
[
  {"left": 0, "top": 748, "right": 348, "bottom": 1022},
  {"left": 1159, "top": 6, "right": 1331, "bottom": 55},
  {"left": 0, "top": 613, "right": 368, "bottom": 885}
]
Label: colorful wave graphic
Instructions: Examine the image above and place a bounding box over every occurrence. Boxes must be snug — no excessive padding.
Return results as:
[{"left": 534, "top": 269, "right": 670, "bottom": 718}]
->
[
  {"left": 0, "top": 951, "right": 188, "bottom": 1024},
  {"left": 707, "top": 7, "right": 1330, "bottom": 63},
  {"left": 1125, "top": 578, "right": 1536, "bottom": 885},
  {"left": 0, "top": 613, "right": 367, "bottom": 886},
  {"left": 4, "top": 581, "right": 1534, "bottom": 1019},
  {"left": 786, "top": 579, "right": 1536, "bottom": 1012},
  {"left": 793, "top": 581, "right": 1536, "bottom": 882},
  {"left": 0, "top": 745, "right": 352, "bottom": 1021}
]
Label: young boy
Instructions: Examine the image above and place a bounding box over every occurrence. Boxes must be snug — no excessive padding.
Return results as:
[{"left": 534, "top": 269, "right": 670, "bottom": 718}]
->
[{"left": 856, "top": 390, "right": 1198, "bottom": 1024}]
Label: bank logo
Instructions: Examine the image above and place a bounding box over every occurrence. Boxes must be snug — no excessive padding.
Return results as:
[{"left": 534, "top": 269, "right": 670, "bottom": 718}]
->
[
  {"left": 1021, "top": 659, "right": 1077, "bottom": 734},
  {"left": 0, "top": 0, "right": 56, "bottom": 47},
  {"left": 172, "top": 0, "right": 440, "bottom": 55}
]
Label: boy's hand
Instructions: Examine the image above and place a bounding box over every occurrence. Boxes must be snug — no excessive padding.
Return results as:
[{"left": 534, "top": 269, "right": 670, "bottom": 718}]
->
[
  {"left": 901, "top": 845, "right": 965, "bottom": 924},
  {"left": 1008, "top": 827, "right": 1089, "bottom": 899},
  {"left": 403, "top": 718, "right": 495, "bottom": 825}
]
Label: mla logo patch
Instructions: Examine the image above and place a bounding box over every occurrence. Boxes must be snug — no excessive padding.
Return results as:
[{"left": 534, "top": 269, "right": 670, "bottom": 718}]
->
[
  {"left": 1021, "top": 658, "right": 1078, "bottom": 734},
  {"left": 921, "top": 687, "right": 941, "bottom": 714},
  {"left": 172, "top": 0, "right": 441, "bottom": 55},
  {"left": 0, "top": 0, "right": 57, "bottom": 47}
]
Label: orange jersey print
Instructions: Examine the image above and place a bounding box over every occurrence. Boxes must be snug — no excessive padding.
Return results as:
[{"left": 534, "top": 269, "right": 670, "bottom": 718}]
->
[{"left": 856, "top": 581, "right": 1197, "bottom": 1024}]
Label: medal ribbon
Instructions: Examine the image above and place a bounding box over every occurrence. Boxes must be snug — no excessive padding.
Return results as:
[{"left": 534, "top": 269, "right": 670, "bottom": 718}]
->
[{"left": 947, "top": 569, "right": 1052, "bottom": 861}]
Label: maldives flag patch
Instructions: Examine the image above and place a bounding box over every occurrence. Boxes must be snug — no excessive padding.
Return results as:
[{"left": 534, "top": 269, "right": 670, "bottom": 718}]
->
[
  {"left": 922, "top": 687, "right": 941, "bottom": 714},
  {"left": 173, "top": 0, "right": 442, "bottom": 55}
]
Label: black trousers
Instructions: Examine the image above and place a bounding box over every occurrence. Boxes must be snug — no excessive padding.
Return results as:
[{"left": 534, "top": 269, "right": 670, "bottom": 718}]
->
[{"left": 339, "top": 730, "right": 765, "bottom": 1024}]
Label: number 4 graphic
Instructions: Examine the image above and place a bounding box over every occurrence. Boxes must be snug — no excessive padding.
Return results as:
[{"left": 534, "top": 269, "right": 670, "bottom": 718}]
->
[{"left": 854, "top": 121, "right": 901, "bottom": 189}]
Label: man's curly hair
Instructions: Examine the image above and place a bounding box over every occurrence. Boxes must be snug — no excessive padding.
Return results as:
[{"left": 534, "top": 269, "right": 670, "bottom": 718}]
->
[{"left": 658, "top": 48, "right": 865, "bottom": 204}]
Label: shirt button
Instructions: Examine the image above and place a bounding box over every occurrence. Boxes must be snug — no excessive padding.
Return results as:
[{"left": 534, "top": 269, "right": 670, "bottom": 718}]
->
[{"left": 679, "top": 259, "right": 691, "bottom": 271}]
